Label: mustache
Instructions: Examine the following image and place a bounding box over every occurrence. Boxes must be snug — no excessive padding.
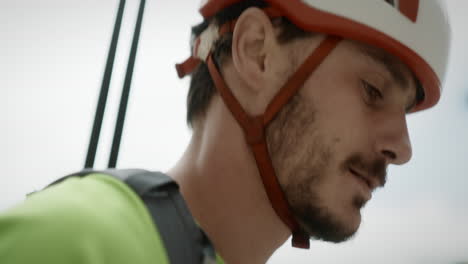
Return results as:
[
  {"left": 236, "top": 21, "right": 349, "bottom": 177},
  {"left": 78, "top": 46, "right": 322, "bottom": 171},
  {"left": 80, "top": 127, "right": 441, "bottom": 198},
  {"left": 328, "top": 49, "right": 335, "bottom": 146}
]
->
[{"left": 345, "top": 153, "right": 387, "bottom": 188}]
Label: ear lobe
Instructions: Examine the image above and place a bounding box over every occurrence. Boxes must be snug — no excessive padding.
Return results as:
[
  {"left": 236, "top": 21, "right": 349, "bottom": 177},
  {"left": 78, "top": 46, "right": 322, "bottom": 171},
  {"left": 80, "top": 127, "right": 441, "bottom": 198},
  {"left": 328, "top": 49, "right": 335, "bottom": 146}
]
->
[{"left": 232, "top": 8, "right": 276, "bottom": 93}]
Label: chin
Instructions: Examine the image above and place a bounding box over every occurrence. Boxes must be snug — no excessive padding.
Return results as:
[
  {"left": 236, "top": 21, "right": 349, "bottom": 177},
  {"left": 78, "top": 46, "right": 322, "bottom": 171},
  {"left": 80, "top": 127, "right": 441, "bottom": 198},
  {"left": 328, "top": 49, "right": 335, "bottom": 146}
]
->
[
  {"left": 297, "top": 203, "right": 363, "bottom": 243},
  {"left": 332, "top": 210, "right": 361, "bottom": 242},
  {"left": 347, "top": 212, "right": 362, "bottom": 236},
  {"left": 343, "top": 201, "right": 363, "bottom": 234}
]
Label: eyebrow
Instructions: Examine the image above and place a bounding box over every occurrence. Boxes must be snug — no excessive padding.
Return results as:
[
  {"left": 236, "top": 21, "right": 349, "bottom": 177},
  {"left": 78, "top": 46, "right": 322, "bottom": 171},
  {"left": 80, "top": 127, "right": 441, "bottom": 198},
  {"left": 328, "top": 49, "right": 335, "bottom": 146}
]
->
[
  {"left": 356, "top": 45, "right": 410, "bottom": 89},
  {"left": 354, "top": 44, "right": 419, "bottom": 112}
]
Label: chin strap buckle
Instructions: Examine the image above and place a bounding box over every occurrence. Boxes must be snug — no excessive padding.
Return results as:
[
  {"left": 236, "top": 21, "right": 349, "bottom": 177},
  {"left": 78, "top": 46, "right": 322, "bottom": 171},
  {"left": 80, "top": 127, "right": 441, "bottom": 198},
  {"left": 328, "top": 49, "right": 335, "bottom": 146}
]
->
[{"left": 292, "top": 231, "right": 310, "bottom": 249}]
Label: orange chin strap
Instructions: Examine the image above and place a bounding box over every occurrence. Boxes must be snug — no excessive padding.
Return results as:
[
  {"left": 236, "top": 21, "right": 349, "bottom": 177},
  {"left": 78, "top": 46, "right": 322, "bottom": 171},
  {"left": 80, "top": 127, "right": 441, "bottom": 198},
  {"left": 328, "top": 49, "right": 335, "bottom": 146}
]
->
[{"left": 176, "top": 12, "right": 341, "bottom": 248}]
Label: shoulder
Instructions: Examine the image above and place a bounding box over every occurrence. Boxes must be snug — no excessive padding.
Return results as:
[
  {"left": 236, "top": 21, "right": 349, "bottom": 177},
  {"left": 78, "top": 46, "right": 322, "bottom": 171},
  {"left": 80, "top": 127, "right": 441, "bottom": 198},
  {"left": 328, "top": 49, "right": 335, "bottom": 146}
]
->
[{"left": 0, "top": 174, "right": 169, "bottom": 264}]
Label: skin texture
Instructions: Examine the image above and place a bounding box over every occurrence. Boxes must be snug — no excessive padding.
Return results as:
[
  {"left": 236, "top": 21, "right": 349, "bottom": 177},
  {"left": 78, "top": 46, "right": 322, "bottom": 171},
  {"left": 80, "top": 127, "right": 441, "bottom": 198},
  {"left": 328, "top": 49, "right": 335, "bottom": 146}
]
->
[{"left": 169, "top": 7, "right": 417, "bottom": 264}]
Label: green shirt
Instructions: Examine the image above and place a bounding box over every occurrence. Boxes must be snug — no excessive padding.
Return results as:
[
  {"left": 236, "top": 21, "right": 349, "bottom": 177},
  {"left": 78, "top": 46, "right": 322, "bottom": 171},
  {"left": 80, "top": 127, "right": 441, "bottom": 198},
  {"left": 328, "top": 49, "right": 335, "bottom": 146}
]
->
[{"left": 0, "top": 173, "right": 224, "bottom": 264}]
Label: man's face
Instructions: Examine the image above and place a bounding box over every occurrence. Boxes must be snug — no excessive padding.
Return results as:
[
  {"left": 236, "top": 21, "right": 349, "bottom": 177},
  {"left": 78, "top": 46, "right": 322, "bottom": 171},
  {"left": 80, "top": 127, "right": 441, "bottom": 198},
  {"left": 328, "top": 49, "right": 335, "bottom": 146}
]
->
[{"left": 266, "top": 38, "right": 416, "bottom": 242}]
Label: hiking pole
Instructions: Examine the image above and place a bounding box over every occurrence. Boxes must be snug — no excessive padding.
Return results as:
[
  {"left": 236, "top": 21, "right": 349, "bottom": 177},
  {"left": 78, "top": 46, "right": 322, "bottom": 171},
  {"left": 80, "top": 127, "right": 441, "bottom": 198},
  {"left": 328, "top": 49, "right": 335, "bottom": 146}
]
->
[
  {"left": 85, "top": 0, "right": 126, "bottom": 169},
  {"left": 108, "top": 0, "right": 146, "bottom": 168}
]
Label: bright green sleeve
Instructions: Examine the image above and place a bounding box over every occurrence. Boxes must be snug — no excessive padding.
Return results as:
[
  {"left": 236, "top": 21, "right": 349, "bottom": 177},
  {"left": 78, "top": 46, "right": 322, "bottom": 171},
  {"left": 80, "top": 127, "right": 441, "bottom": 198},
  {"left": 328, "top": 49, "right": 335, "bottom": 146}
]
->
[{"left": 0, "top": 174, "right": 170, "bottom": 264}]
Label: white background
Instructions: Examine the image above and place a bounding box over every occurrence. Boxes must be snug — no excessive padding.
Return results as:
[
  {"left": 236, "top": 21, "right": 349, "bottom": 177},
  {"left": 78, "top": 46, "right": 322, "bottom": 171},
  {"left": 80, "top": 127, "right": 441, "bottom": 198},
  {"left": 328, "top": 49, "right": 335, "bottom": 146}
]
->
[{"left": 1, "top": 1, "right": 467, "bottom": 263}]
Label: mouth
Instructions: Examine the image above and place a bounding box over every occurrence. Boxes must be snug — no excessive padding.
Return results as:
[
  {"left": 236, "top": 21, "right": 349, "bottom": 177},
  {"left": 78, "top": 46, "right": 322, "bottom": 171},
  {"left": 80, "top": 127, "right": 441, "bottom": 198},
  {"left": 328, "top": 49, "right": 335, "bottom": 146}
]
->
[{"left": 349, "top": 167, "right": 372, "bottom": 191}]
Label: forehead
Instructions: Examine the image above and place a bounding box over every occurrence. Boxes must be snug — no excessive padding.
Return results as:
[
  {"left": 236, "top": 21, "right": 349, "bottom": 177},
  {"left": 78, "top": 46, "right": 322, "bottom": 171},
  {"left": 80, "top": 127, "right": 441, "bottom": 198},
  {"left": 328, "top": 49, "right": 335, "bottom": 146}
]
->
[
  {"left": 346, "top": 40, "right": 421, "bottom": 110},
  {"left": 283, "top": 35, "right": 420, "bottom": 111},
  {"left": 346, "top": 40, "right": 414, "bottom": 89},
  {"left": 288, "top": 36, "right": 415, "bottom": 91}
]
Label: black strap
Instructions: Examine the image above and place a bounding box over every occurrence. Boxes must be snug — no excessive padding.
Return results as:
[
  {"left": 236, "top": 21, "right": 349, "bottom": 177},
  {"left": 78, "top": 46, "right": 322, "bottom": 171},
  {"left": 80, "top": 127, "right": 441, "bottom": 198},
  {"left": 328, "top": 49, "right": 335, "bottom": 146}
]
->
[
  {"left": 108, "top": 0, "right": 146, "bottom": 168},
  {"left": 85, "top": 0, "right": 146, "bottom": 169},
  {"left": 46, "top": 169, "right": 216, "bottom": 264},
  {"left": 85, "top": 0, "right": 126, "bottom": 169}
]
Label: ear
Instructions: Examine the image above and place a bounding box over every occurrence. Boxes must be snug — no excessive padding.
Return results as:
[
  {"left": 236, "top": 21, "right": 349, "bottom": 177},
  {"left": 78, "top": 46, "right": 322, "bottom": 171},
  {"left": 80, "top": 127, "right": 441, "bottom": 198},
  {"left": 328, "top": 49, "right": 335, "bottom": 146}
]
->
[{"left": 230, "top": 7, "right": 282, "bottom": 115}]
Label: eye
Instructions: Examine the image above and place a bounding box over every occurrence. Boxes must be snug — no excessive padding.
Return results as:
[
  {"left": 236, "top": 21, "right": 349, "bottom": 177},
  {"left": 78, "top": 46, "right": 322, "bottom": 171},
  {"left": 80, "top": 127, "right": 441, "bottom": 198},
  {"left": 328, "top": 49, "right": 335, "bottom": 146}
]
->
[{"left": 361, "top": 80, "right": 383, "bottom": 103}]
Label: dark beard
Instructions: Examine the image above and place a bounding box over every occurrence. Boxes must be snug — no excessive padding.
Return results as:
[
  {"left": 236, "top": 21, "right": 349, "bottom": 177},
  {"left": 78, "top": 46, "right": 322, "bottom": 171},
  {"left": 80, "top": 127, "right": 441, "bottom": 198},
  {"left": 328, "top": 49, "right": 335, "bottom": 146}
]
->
[
  {"left": 290, "top": 152, "right": 386, "bottom": 243},
  {"left": 266, "top": 94, "right": 361, "bottom": 243},
  {"left": 284, "top": 171, "right": 360, "bottom": 243}
]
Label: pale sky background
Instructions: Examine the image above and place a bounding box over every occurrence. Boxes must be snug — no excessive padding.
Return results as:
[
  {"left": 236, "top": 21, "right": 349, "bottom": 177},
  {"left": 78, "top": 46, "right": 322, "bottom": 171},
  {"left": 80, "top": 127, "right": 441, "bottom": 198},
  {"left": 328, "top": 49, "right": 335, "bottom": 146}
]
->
[{"left": 1, "top": 0, "right": 467, "bottom": 263}]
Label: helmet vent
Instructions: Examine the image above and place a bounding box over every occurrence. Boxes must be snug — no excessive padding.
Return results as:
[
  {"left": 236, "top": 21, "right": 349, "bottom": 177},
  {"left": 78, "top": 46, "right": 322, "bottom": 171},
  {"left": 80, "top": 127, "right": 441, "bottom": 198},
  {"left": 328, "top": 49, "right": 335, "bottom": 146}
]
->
[{"left": 384, "top": 0, "right": 399, "bottom": 8}]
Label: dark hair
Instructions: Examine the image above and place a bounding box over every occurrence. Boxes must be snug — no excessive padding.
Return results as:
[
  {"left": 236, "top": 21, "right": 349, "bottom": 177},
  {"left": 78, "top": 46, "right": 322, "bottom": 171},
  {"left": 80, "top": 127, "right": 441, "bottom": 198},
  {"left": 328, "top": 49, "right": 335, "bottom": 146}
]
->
[{"left": 186, "top": 0, "right": 312, "bottom": 127}]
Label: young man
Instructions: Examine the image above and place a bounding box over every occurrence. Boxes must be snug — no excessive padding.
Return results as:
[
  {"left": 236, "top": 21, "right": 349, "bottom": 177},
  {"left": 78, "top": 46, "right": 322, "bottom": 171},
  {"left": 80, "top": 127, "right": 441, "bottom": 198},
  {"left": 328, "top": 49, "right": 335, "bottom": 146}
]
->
[{"left": 0, "top": 0, "right": 451, "bottom": 263}]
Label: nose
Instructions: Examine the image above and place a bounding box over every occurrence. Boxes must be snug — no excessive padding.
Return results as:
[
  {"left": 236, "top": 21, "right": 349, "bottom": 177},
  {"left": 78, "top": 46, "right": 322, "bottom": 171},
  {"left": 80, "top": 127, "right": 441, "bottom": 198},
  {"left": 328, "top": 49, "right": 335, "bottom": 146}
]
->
[{"left": 375, "top": 113, "right": 413, "bottom": 165}]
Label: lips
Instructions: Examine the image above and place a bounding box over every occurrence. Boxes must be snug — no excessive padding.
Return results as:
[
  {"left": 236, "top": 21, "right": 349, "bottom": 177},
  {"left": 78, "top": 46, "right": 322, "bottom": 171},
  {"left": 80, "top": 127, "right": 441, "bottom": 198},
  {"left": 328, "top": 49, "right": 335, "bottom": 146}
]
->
[{"left": 349, "top": 167, "right": 372, "bottom": 190}]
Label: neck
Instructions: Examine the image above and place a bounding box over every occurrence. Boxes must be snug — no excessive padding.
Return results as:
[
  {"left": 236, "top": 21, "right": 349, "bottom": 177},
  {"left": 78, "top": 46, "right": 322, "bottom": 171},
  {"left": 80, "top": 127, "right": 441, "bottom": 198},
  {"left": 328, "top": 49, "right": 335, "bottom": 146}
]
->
[{"left": 168, "top": 97, "right": 290, "bottom": 264}]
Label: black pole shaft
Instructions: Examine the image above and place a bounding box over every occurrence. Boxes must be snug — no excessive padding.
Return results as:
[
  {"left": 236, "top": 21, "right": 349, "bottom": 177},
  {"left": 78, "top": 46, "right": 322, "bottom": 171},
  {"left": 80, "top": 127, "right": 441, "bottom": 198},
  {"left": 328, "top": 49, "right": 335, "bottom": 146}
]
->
[
  {"left": 85, "top": 0, "right": 126, "bottom": 169},
  {"left": 108, "top": 0, "right": 146, "bottom": 168}
]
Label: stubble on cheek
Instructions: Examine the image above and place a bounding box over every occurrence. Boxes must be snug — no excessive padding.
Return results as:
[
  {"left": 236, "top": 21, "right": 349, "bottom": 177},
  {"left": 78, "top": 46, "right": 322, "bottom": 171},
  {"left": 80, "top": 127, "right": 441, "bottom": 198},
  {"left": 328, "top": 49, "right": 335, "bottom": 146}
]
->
[
  {"left": 266, "top": 94, "right": 319, "bottom": 187},
  {"left": 266, "top": 93, "right": 360, "bottom": 242}
]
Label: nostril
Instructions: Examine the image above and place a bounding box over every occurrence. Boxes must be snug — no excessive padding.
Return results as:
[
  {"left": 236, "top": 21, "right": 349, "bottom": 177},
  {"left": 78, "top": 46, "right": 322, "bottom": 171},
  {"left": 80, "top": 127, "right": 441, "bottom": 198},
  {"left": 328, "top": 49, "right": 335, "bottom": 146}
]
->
[{"left": 382, "top": 150, "right": 396, "bottom": 160}]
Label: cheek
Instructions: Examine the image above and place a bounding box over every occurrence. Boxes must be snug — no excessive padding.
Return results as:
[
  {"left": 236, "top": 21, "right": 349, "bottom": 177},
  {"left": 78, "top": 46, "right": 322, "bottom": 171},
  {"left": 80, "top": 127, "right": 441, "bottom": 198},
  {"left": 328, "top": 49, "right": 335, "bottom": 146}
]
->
[
  {"left": 304, "top": 80, "right": 373, "bottom": 158},
  {"left": 304, "top": 122, "right": 362, "bottom": 207}
]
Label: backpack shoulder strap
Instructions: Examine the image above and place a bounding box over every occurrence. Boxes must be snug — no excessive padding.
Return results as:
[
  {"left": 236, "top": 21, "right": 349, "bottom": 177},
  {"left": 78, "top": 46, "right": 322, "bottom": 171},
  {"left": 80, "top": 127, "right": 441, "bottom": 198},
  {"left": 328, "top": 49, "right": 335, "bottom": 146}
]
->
[{"left": 45, "top": 169, "right": 217, "bottom": 264}]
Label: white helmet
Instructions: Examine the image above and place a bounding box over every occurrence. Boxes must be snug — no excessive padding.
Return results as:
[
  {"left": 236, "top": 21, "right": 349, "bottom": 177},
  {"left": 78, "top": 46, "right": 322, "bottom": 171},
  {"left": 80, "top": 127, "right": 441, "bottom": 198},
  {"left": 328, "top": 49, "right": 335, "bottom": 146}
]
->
[{"left": 177, "top": 0, "right": 451, "bottom": 248}]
